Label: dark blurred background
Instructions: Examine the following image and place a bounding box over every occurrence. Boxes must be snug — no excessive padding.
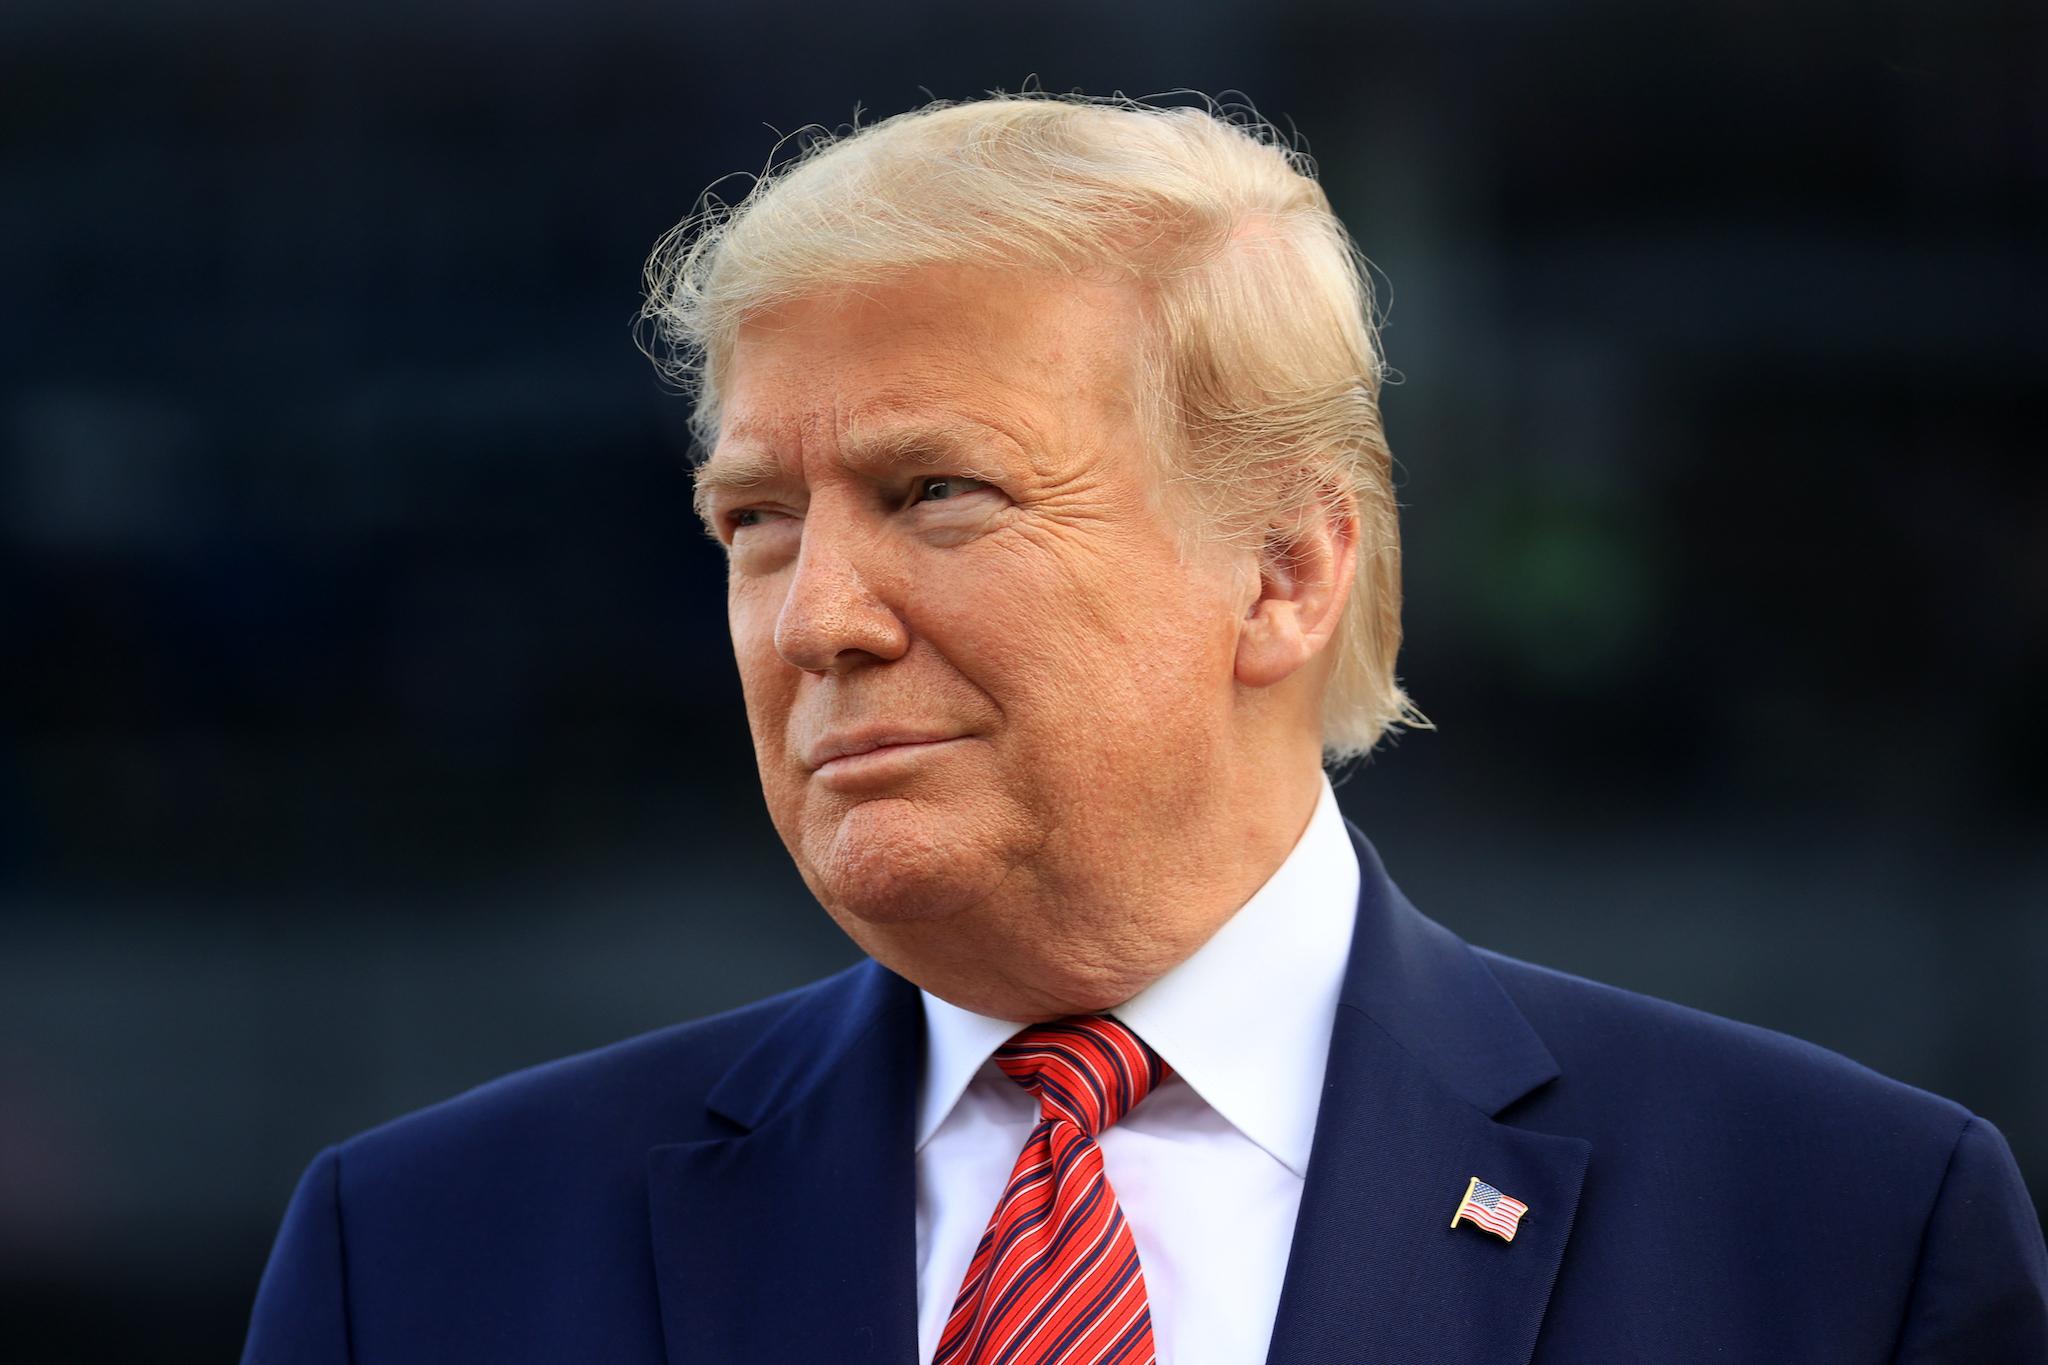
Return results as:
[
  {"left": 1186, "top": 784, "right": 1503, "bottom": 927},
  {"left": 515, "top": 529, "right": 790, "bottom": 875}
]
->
[{"left": 4, "top": 0, "right": 2044, "bottom": 1357}]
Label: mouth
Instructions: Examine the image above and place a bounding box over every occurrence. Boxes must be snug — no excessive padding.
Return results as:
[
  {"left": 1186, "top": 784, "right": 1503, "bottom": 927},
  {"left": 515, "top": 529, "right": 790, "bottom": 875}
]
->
[{"left": 803, "top": 729, "right": 970, "bottom": 785}]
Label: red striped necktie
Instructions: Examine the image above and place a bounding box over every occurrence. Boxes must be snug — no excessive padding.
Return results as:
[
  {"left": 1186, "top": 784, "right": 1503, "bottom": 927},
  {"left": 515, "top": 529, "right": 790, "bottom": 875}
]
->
[{"left": 933, "top": 1015, "right": 1171, "bottom": 1365}]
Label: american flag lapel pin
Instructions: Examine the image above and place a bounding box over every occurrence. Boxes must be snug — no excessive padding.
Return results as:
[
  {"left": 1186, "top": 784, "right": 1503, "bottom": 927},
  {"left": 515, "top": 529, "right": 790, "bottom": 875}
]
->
[{"left": 1450, "top": 1176, "right": 1530, "bottom": 1242}]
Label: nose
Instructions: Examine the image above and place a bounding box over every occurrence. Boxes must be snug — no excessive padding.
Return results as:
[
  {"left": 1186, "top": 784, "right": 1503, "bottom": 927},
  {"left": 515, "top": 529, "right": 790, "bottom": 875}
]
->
[{"left": 772, "top": 513, "right": 910, "bottom": 674}]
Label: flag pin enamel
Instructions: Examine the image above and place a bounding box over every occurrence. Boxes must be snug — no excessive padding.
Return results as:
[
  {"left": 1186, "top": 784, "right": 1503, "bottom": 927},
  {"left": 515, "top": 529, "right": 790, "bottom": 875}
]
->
[{"left": 1450, "top": 1176, "right": 1529, "bottom": 1242}]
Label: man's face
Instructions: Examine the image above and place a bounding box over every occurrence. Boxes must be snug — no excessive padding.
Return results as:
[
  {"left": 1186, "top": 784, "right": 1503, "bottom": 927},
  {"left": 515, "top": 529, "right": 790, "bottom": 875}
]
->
[{"left": 700, "top": 266, "right": 1247, "bottom": 960}]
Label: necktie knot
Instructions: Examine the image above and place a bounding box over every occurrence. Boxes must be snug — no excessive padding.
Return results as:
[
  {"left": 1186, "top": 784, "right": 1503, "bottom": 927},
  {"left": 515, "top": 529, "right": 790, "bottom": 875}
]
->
[{"left": 993, "top": 1014, "right": 1168, "bottom": 1136}]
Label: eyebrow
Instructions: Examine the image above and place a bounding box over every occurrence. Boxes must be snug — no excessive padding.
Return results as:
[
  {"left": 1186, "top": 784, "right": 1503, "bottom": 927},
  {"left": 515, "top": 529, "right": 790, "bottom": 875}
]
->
[
  {"left": 691, "top": 419, "right": 1013, "bottom": 527},
  {"left": 691, "top": 448, "right": 785, "bottom": 527}
]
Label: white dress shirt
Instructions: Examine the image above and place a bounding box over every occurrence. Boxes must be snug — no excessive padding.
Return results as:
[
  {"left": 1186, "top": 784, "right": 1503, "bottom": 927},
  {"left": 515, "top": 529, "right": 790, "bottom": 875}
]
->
[{"left": 914, "top": 776, "right": 1362, "bottom": 1365}]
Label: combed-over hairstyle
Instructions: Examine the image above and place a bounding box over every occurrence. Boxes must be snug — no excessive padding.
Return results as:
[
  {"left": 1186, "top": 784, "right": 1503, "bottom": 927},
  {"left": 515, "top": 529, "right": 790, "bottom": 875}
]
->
[{"left": 640, "top": 93, "right": 1426, "bottom": 760}]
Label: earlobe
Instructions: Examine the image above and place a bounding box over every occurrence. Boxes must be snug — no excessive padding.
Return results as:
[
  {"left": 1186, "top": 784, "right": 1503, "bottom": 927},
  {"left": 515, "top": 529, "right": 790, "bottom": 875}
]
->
[{"left": 1233, "top": 491, "right": 1360, "bottom": 691}]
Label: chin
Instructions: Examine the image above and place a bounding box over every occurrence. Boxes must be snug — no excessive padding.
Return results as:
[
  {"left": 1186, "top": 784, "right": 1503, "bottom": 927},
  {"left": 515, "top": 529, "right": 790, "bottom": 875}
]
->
[{"left": 794, "top": 795, "right": 1014, "bottom": 927}]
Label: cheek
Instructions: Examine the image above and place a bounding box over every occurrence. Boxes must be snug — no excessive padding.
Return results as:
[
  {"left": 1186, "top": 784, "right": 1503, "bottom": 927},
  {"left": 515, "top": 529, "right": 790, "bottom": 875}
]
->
[
  {"left": 1047, "top": 541, "right": 1237, "bottom": 685},
  {"left": 728, "top": 589, "right": 789, "bottom": 714},
  {"left": 960, "top": 559, "right": 1236, "bottom": 757}
]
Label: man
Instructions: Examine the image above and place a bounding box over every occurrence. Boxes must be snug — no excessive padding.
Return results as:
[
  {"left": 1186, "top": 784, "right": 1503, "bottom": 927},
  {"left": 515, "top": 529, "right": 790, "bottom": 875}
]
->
[{"left": 243, "top": 95, "right": 2047, "bottom": 1364}]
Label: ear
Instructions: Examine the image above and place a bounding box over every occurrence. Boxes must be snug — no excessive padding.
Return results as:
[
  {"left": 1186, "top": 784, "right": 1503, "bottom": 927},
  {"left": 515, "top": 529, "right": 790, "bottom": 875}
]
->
[{"left": 1234, "top": 489, "right": 1359, "bottom": 690}]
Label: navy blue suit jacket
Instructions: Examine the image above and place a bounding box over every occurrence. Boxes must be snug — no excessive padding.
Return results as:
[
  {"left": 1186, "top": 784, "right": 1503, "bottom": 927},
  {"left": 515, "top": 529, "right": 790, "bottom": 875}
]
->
[{"left": 244, "top": 828, "right": 2048, "bottom": 1362}]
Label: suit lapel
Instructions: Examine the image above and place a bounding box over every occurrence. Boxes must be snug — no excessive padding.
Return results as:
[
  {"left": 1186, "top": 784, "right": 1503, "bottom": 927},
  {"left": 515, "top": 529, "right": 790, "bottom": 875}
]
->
[
  {"left": 1264, "top": 826, "right": 1590, "bottom": 1365},
  {"left": 645, "top": 826, "right": 1586, "bottom": 1365},
  {"left": 646, "top": 961, "right": 924, "bottom": 1365}
]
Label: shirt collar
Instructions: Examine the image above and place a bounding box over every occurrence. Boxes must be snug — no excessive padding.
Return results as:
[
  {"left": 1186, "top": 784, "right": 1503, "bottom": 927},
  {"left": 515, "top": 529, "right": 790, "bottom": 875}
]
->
[{"left": 915, "top": 776, "right": 1360, "bottom": 1177}]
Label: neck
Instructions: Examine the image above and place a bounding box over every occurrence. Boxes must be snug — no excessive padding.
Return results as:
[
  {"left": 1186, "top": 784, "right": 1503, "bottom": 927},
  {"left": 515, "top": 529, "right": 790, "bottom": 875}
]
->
[{"left": 856, "top": 755, "right": 1328, "bottom": 1022}]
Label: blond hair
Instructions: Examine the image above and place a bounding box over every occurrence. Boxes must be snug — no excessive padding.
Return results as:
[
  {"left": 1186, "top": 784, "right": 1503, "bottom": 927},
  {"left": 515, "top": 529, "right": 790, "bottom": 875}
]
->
[{"left": 640, "top": 93, "right": 1426, "bottom": 760}]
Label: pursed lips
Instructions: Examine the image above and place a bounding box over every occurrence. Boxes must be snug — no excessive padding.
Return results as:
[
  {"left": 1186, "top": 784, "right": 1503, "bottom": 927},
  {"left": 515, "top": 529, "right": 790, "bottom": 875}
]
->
[{"left": 801, "top": 728, "right": 966, "bottom": 772}]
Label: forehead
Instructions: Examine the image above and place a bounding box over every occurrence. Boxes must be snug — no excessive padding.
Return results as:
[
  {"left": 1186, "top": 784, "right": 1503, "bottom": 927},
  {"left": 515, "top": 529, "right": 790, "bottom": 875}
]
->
[{"left": 709, "top": 266, "right": 1152, "bottom": 466}]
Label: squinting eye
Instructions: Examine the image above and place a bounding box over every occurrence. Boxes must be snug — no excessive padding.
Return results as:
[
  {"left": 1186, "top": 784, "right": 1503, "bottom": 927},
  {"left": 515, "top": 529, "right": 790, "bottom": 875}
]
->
[{"left": 915, "top": 476, "right": 988, "bottom": 503}]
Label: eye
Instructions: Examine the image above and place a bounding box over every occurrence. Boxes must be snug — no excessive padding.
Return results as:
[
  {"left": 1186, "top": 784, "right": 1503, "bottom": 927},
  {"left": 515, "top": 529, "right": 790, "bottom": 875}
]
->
[{"left": 912, "top": 475, "right": 990, "bottom": 504}]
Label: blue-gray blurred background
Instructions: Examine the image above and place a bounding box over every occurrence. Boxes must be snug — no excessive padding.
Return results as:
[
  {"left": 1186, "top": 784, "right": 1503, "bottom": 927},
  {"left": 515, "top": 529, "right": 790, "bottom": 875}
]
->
[{"left": 4, "top": 0, "right": 2044, "bottom": 1357}]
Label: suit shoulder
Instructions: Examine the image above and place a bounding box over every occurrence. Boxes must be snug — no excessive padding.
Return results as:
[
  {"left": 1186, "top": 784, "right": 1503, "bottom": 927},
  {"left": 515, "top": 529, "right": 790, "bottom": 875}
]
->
[
  {"left": 334, "top": 964, "right": 862, "bottom": 1171},
  {"left": 1474, "top": 946, "right": 1972, "bottom": 1145}
]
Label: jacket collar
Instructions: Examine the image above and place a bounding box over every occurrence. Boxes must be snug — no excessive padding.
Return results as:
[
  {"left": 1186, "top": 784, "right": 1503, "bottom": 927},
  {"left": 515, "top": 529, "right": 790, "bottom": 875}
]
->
[
  {"left": 682, "top": 821, "right": 1561, "bottom": 1134},
  {"left": 646, "top": 822, "right": 1588, "bottom": 1365},
  {"left": 1335, "top": 821, "right": 1561, "bottom": 1118},
  {"left": 1261, "top": 822, "right": 1588, "bottom": 1365},
  {"left": 701, "top": 955, "right": 921, "bottom": 1131},
  {"left": 646, "top": 959, "right": 926, "bottom": 1364}
]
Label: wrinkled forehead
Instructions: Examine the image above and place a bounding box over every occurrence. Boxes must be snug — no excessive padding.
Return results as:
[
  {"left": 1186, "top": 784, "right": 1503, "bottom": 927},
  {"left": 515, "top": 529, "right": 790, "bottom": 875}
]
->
[
  {"left": 704, "top": 271, "right": 1161, "bottom": 476},
  {"left": 711, "top": 267, "right": 1155, "bottom": 427},
  {"left": 714, "top": 406, "right": 1011, "bottom": 465}
]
